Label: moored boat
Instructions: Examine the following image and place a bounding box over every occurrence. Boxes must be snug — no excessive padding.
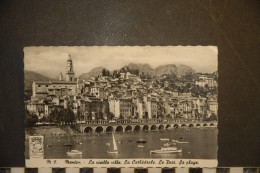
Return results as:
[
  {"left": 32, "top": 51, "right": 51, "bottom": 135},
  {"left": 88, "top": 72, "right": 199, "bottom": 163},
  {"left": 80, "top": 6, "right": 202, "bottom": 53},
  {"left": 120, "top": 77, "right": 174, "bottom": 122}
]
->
[
  {"left": 66, "top": 149, "right": 82, "bottom": 155},
  {"left": 177, "top": 141, "right": 189, "bottom": 144},
  {"left": 137, "top": 144, "right": 144, "bottom": 148},
  {"left": 150, "top": 147, "right": 182, "bottom": 154},
  {"left": 136, "top": 139, "right": 146, "bottom": 143},
  {"left": 163, "top": 142, "right": 176, "bottom": 147},
  {"left": 160, "top": 138, "right": 169, "bottom": 141},
  {"left": 107, "top": 133, "right": 118, "bottom": 154}
]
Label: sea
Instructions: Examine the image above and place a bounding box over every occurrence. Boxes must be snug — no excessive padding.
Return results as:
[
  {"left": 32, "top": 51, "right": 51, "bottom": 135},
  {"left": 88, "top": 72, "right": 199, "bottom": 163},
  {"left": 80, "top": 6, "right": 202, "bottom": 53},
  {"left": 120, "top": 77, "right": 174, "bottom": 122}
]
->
[{"left": 25, "top": 127, "right": 217, "bottom": 159}]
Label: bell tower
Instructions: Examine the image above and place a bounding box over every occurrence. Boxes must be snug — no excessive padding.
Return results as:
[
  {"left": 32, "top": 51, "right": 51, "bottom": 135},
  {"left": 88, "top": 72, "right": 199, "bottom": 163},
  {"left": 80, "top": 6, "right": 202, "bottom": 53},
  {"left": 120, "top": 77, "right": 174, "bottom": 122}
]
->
[{"left": 65, "top": 54, "right": 75, "bottom": 81}]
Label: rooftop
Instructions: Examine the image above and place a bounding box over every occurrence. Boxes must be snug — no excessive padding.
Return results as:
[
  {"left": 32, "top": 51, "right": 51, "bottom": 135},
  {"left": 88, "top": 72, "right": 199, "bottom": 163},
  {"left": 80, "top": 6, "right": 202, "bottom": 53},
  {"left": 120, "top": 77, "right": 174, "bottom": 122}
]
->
[{"left": 34, "top": 80, "right": 77, "bottom": 85}]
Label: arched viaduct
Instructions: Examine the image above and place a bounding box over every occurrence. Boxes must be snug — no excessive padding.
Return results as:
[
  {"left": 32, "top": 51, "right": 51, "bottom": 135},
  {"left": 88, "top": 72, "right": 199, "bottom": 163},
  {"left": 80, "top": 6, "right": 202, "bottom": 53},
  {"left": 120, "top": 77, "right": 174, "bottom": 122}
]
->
[{"left": 77, "top": 120, "right": 217, "bottom": 133}]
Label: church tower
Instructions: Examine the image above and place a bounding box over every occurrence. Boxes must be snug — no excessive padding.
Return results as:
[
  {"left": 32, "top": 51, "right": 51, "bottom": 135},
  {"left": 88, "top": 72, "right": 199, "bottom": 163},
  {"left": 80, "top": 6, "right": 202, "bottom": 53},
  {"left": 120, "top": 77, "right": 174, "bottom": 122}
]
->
[{"left": 65, "top": 54, "right": 75, "bottom": 81}]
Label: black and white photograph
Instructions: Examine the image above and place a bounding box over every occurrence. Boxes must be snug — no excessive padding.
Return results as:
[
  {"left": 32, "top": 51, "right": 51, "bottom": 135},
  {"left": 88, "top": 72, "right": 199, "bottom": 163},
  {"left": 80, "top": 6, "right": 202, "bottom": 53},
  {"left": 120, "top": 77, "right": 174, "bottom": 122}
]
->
[{"left": 24, "top": 46, "right": 218, "bottom": 167}]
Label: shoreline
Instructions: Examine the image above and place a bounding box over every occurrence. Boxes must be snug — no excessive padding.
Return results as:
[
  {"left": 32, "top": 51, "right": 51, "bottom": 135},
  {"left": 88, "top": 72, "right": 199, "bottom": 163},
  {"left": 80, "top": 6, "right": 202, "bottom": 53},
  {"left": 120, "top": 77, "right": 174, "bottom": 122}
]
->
[{"left": 25, "top": 125, "right": 217, "bottom": 139}]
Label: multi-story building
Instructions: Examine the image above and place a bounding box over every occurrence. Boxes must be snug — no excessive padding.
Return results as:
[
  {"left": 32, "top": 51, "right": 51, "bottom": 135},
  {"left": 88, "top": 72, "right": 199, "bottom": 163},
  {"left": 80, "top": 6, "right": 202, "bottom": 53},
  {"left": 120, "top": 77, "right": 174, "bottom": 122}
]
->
[
  {"left": 132, "top": 98, "right": 143, "bottom": 118},
  {"left": 119, "top": 98, "right": 133, "bottom": 119},
  {"left": 195, "top": 76, "right": 217, "bottom": 88},
  {"left": 150, "top": 97, "right": 158, "bottom": 118},
  {"left": 31, "top": 56, "right": 77, "bottom": 100},
  {"left": 81, "top": 94, "right": 103, "bottom": 120},
  {"left": 108, "top": 98, "right": 120, "bottom": 118},
  {"left": 143, "top": 96, "right": 158, "bottom": 119},
  {"left": 90, "top": 86, "right": 105, "bottom": 98},
  {"left": 207, "top": 98, "right": 218, "bottom": 115},
  {"left": 25, "top": 100, "right": 45, "bottom": 117}
]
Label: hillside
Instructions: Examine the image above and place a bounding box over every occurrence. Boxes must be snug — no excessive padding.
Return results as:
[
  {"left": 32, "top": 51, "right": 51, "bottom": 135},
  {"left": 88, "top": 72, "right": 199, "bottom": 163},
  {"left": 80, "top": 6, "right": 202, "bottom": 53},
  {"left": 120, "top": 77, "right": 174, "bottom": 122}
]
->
[
  {"left": 78, "top": 66, "right": 105, "bottom": 80},
  {"left": 24, "top": 70, "right": 53, "bottom": 90},
  {"left": 78, "top": 63, "right": 195, "bottom": 79},
  {"left": 124, "top": 63, "right": 195, "bottom": 76},
  {"left": 154, "top": 64, "right": 195, "bottom": 76},
  {"left": 123, "top": 63, "right": 154, "bottom": 74}
]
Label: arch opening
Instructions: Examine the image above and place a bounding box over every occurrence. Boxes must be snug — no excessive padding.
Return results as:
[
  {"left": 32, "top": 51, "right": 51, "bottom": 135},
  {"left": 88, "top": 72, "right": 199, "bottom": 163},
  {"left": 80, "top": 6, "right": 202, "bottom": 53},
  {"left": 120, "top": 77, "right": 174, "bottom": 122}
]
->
[
  {"left": 181, "top": 124, "right": 187, "bottom": 127},
  {"left": 84, "top": 127, "right": 93, "bottom": 133},
  {"left": 134, "top": 125, "right": 141, "bottom": 131},
  {"left": 106, "top": 126, "right": 113, "bottom": 133},
  {"left": 95, "top": 126, "right": 103, "bottom": 133},
  {"left": 166, "top": 124, "right": 171, "bottom": 129},
  {"left": 125, "top": 125, "right": 132, "bottom": 132},
  {"left": 150, "top": 125, "right": 157, "bottom": 131},
  {"left": 174, "top": 124, "right": 179, "bottom": 129},
  {"left": 188, "top": 124, "right": 194, "bottom": 128},
  {"left": 115, "top": 126, "right": 123, "bottom": 132},
  {"left": 159, "top": 125, "right": 164, "bottom": 130},
  {"left": 210, "top": 123, "right": 215, "bottom": 126},
  {"left": 143, "top": 125, "right": 149, "bottom": 131},
  {"left": 196, "top": 124, "right": 201, "bottom": 127},
  {"left": 203, "top": 123, "right": 208, "bottom": 127}
]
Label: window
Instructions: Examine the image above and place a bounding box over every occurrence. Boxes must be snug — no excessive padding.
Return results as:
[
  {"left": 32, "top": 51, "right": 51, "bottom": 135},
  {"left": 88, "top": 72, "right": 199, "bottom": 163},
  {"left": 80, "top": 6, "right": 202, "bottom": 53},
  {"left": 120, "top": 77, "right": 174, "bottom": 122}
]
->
[{"left": 38, "top": 85, "right": 41, "bottom": 87}]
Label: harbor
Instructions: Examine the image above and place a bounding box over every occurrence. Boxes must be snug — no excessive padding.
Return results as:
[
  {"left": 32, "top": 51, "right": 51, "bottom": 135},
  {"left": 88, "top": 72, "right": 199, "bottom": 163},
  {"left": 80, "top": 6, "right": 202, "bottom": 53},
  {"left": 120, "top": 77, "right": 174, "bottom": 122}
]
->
[{"left": 25, "top": 127, "right": 217, "bottom": 159}]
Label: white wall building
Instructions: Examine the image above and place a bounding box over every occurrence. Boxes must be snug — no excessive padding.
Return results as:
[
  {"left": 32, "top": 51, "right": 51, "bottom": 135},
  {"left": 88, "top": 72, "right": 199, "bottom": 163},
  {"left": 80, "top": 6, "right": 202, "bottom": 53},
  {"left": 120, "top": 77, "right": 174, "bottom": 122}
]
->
[{"left": 108, "top": 99, "right": 120, "bottom": 118}]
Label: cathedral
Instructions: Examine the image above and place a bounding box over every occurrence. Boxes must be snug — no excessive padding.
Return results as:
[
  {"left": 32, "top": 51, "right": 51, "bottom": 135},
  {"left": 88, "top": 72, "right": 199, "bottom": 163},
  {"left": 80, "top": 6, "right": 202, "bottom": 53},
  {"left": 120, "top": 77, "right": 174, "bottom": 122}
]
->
[{"left": 31, "top": 55, "right": 79, "bottom": 100}]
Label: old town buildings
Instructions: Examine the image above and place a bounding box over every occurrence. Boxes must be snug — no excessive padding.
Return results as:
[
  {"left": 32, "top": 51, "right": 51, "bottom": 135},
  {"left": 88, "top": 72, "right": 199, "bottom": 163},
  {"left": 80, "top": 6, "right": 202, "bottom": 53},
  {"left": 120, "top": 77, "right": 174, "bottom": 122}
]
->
[{"left": 25, "top": 57, "right": 218, "bottom": 121}]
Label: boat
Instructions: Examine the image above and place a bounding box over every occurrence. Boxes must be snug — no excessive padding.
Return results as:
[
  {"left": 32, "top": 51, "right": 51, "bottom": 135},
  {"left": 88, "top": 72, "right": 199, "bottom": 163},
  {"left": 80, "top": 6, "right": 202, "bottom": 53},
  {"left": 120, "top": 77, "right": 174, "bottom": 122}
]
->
[
  {"left": 76, "top": 141, "right": 83, "bottom": 145},
  {"left": 173, "top": 137, "right": 189, "bottom": 144},
  {"left": 172, "top": 139, "right": 179, "bottom": 143},
  {"left": 176, "top": 141, "right": 189, "bottom": 144},
  {"left": 137, "top": 144, "right": 144, "bottom": 148},
  {"left": 66, "top": 149, "right": 82, "bottom": 155},
  {"left": 160, "top": 138, "right": 169, "bottom": 141},
  {"left": 107, "top": 133, "right": 118, "bottom": 154},
  {"left": 136, "top": 139, "right": 146, "bottom": 143},
  {"left": 163, "top": 142, "right": 176, "bottom": 147},
  {"left": 150, "top": 147, "right": 182, "bottom": 154}
]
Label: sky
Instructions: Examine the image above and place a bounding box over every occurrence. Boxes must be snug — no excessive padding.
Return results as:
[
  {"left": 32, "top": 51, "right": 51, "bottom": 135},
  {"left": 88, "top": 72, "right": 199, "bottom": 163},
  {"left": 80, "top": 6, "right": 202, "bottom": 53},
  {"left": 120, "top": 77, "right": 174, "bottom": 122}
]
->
[{"left": 24, "top": 46, "right": 218, "bottom": 78}]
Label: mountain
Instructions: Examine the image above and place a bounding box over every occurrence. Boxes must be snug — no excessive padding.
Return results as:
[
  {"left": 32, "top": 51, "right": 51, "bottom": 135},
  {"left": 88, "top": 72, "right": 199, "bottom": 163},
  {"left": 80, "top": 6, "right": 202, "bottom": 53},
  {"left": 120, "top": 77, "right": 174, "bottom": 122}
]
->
[
  {"left": 24, "top": 71, "right": 54, "bottom": 90},
  {"left": 154, "top": 64, "right": 195, "bottom": 76},
  {"left": 79, "top": 66, "right": 106, "bottom": 80},
  {"left": 124, "top": 63, "right": 195, "bottom": 76},
  {"left": 123, "top": 63, "right": 154, "bottom": 74},
  {"left": 78, "top": 63, "right": 195, "bottom": 80}
]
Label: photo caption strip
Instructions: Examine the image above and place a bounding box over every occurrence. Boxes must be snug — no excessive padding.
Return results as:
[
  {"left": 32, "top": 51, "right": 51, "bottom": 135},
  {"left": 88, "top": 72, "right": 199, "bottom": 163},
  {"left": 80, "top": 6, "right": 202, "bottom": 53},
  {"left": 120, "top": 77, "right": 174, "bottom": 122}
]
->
[{"left": 0, "top": 167, "right": 259, "bottom": 173}]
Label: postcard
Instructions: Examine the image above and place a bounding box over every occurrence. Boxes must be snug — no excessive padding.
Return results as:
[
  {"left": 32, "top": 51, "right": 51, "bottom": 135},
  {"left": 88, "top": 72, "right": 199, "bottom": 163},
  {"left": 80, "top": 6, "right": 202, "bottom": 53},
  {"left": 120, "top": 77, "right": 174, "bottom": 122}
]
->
[{"left": 24, "top": 46, "right": 218, "bottom": 167}]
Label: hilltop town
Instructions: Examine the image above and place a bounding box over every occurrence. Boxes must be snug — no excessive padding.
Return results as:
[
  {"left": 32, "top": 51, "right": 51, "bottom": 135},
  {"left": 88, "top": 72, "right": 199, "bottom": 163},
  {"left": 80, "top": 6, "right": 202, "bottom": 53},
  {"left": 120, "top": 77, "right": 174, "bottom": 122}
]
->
[{"left": 24, "top": 55, "right": 218, "bottom": 127}]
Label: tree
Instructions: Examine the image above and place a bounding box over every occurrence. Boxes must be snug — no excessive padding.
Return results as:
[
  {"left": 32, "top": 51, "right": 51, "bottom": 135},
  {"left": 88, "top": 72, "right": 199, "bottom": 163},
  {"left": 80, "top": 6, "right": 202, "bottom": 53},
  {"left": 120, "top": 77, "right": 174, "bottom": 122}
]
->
[
  {"left": 119, "top": 114, "right": 124, "bottom": 120},
  {"left": 107, "top": 112, "right": 115, "bottom": 120},
  {"left": 63, "top": 108, "right": 76, "bottom": 124},
  {"left": 49, "top": 109, "right": 59, "bottom": 123},
  {"left": 205, "top": 113, "right": 218, "bottom": 121},
  {"left": 24, "top": 111, "right": 38, "bottom": 128},
  {"left": 102, "top": 68, "right": 110, "bottom": 76}
]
